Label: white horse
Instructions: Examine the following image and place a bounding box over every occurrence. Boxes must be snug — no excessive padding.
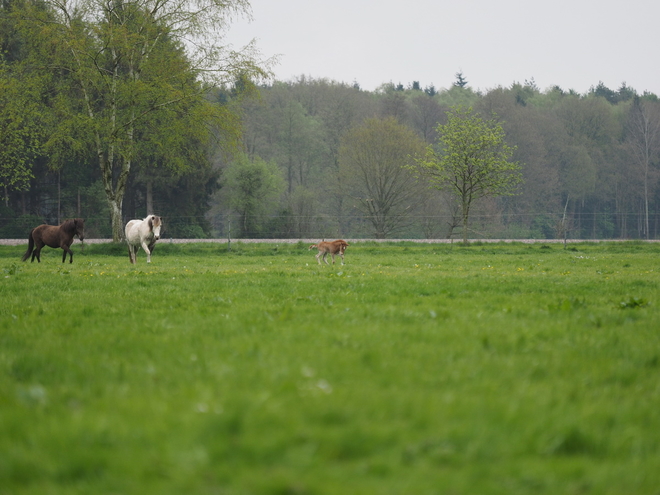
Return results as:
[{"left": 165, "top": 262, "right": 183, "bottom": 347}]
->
[{"left": 125, "top": 215, "right": 162, "bottom": 264}]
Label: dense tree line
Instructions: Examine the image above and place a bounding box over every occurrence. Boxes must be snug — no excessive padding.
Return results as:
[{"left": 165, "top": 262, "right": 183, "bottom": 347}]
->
[
  {"left": 2, "top": 0, "right": 659, "bottom": 240},
  {"left": 1, "top": 0, "right": 266, "bottom": 240},
  {"left": 229, "top": 77, "right": 660, "bottom": 240}
]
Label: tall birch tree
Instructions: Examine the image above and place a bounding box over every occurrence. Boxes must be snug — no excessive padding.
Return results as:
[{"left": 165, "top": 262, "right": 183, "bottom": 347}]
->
[{"left": 44, "top": 0, "right": 269, "bottom": 240}]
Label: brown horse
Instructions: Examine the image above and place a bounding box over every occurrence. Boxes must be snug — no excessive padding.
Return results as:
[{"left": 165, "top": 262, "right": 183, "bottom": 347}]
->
[
  {"left": 309, "top": 240, "right": 349, "bottom": 265},
  {"left": 21, "top": 219, "right": 85, "bottom": 263}
]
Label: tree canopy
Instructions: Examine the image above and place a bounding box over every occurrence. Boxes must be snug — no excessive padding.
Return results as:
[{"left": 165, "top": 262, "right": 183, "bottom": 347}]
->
[
  {"left": 339, "top": 117, "right": 425, "bottom": 238},
  {"left": 2, "top": 20, "right": 660, "bottom": 245},
  {"left": 1, "top": 0, "right": 269, "bottom": 240},
  {"left": 413, "top": 107, "right": 523, "bottom": 243}
]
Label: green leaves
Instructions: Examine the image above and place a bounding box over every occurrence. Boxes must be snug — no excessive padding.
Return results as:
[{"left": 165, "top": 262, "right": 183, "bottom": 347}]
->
[
  {"left": 414, "top": 106, "right": 523, "bottom": 243},
  {"left": 435, "top": 107, "right": 522, "bottom": 195},
  {"left": 0, "top": 62, "right": 42, "bottom": 195},
  {"left": 222, "top": 153, "right": 285, "bottom": 237}
]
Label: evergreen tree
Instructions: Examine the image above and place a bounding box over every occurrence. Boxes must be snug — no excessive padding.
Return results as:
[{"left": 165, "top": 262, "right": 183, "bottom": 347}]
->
[{"left": 454, "top": 71, "right": 468, "bottom": 88}]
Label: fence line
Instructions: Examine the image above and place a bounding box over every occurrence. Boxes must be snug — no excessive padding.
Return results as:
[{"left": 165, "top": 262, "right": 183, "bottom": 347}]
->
[
  {"left": 3, "top": 238, "right": 660, "bottom": 247},
  {"left": 3, "top": 209, "right": 660, "bottom": 240}
]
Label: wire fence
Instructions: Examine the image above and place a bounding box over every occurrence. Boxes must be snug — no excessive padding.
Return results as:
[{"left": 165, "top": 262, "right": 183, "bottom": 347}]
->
[{"left": 3, "top": 209, "right": 660, "bottom": 242}]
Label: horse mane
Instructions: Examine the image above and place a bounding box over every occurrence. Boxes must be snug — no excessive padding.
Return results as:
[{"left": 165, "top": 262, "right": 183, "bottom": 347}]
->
[
  {"left": 61, "top": 219, "right": 76, "bottom": 233},
  {"left": 147, "top": 215, "right": 162, "bottom": 230},
  {"left": 61, "top": 218, "right": 83, "bottom": 235}
]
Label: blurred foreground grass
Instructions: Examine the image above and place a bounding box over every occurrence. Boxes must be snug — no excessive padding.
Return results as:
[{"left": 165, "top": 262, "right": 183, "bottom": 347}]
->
[{"left": 1, "top": 241, "right": 659, "bottom": 494}]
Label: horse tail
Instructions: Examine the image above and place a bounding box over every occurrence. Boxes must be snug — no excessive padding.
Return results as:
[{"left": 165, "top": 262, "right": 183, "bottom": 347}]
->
[{"left": 21, "top": 230, "right": 35, "bottom": 262}]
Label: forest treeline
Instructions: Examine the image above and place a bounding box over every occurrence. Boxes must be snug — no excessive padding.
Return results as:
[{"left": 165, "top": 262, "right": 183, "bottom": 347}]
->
[
  {"left": 227, "top": 77, "right": 660, "bottom": 240},
  {"left": 2, "top": 1, "right": 660, "bottom": 240}
]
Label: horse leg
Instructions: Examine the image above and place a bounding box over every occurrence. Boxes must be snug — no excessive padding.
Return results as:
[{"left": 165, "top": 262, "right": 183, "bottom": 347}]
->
[
  {"left": 128, "top": 245, "right": 136, "bottom": 264},
  {"left": 62, "top": 245, "right": 74, "bottom": 263},
  {"left": 142, "top": 241, "right": 152, "bottom": 263},
  {"left": 323, "top": 252, "right": 330, "bottom": 265},
  {"left": 61, "top": 244, "right": 69, "bottom": 263},
  {"left": 29, "top": 239, "right": 44, "bottom": 263}
]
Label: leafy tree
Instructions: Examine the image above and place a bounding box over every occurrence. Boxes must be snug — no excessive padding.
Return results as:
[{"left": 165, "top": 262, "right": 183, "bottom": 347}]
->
[
  {"left": 409, "top": 92, "right": 444, "bottom": 142},
  {"left": 591, "top": 82, "right": 618, "bottom": 104},
  {"left": 222, "top": 153, "right": 284, "bottom": 237},
  {"left": 284, "top": 186, "right": 313, "bottom": 237},
  {"left": 239, "top": 78, "right": 374, "bottom": 236},
  {"left": 0, "top": 62, "right": 42, "bottom": 205},
  {"left": 413, "top": 107, "right": 523, "bottom": 244},
  {"left": 553, "top": 94, "right": 622, "bottom": 237},
  {"left": 617, "top": 83, "right": 637, "bottom": 103},
  {"left": 511, "top": 80, "right": 540, "bottom": 107},
  {"left": 478, "top": 87, "right": 561, "bottom": 236},
  {"left": 276, "top": 99, "right": 324, "bottom": 194},
  {"left": 436, "top": 84, "right": 480, "bottom": 109},
  {"left": 379, "top": 89, "right": 409, "bottom": 122},
  {"left": 626, "top": 97, "right": 660, "bottom": 238},
  {"left": 0, "top": 0, "right": 56, "bottom": 208},
  {"left": 130, "top": 86, "right": 236, "bottom": 216},
  {"left": 339, "top": 117, "right": 425, "bottom": 238},
  {"left": 42, "top": 0, "right": 268, "bottom": 241}
]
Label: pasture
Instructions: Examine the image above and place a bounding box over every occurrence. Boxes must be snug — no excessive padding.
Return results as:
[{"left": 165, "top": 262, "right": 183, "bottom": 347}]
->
[{"left": 1, "top": 241, "right": 660, "bottom": 494}]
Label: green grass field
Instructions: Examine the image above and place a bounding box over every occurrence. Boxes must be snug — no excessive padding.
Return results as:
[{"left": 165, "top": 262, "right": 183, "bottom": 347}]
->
[{"left": 1, "top": 241, "right": 660, "bottom": 494}]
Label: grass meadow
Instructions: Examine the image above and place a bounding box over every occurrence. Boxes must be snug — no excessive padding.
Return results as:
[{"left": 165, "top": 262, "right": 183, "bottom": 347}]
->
[{"left": 1, "top": 240, "right": 660, "bottom": 494}]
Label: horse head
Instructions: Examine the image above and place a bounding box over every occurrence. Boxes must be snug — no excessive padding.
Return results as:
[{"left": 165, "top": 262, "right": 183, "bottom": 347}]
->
[
  {"left": 149, "top": 215, "right": 162, "bottom": 240},
  {"left": 74, "top": 218, "right": 85, "bottom": 241}
]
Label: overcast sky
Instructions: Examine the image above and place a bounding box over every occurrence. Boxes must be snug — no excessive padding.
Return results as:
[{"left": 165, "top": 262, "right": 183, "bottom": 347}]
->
[{"left": 225, "top": 0, "right": 660, "bottom": 95}]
